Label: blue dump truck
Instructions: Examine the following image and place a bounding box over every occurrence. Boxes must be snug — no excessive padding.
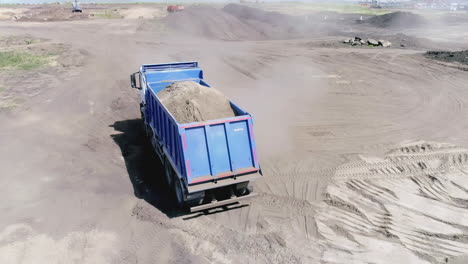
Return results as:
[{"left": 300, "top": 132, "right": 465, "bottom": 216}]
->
[{"left": 130, "top": 62, "right": 262, "bottom": 212}]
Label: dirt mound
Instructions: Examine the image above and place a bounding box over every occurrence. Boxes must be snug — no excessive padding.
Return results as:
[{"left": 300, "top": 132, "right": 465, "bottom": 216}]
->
[
  {"left": 163, "top": 5, "right": 262, "bottom": 40},
  {"left": 425, "top": 50, "right": 468, "bottom": 65},
  {"left": 222, "top": 4, "right": 299, "bottom": 27},
  {"left": 366, "top": 11, "right": 427, "bottom": 28},
  {"left": 158, "top": 81, "right": 236, "bottom": 124},
  {"left": 163, "top": 4, "right": 326, "bottom": 40},
  {"left": 17, "top": 5, "right": 88, "bottom": 22},
  {"left": 223, "top": 3, "right": 307, "bottom": 39}
]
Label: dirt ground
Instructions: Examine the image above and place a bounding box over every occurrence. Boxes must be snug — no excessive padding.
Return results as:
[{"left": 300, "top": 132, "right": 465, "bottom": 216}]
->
[
  {"left": 2, "top": 3, "right": 468, "bottom": 264},
  {"left": 0, "top": 4, "right": 167, "bottom": 21}
]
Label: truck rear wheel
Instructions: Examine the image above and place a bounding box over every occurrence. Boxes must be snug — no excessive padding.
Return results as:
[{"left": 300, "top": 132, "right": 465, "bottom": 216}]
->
[
  {"left": 174, "top": 179, "right": 185, "bottom": 208},
  {"left": 145, "top": 124, "right": 152, "bottom": 139},
  {"left": 141, "top": 111, "right": 151, "bottom": 138},
  {"left": 164, "top": 158, "right": 174, "bottom": 187},
  {"left": 186, "top": 191, "right": 205, "bottom": 207},
  {"left": 235, "top": 182, "right": 252, "bottom": 196}
]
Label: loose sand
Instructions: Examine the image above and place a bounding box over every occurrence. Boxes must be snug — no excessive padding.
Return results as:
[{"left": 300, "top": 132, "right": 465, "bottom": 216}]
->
[{"left": 158, "top": 81, "right": 236, "bottom": 124}]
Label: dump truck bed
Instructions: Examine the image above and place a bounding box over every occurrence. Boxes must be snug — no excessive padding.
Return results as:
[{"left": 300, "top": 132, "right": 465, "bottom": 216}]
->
[{"left": 141, "top": 62, "right": 261, "bottom": 194}]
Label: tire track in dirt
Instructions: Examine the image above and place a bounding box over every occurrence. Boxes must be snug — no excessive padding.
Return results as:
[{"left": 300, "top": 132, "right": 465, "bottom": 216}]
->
[
  {"left": 291, "top": 49, "right": 468, "bottom": 178},
  {"left": 203, "top": 45, "right": 468, "bottom": 263},
  {"left": 317, "top": 141, "right": 468, "bottom": 264}
]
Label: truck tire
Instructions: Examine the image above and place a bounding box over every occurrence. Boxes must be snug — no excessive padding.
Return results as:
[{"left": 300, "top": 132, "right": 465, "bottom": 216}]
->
[
  {"left": 164, "top": 158, "right": 174, "bottom": 187},
  {"left": 140, "top": 110, "right": 151, "bottom": 138},
  {"left": 235, "top": 182, "right": 252, "bottom": 196},
  {"left": 186, "top": 191, "right": 205, "bottom": 207},
  {"left": 174, "top": 179, "right": 186, "bottom": 208},
  {"left": 145, "top": 124, "right": 152, "bottom": 139},
  {"left": 186, "top": 197, "right": 204, "bottom": 207}
]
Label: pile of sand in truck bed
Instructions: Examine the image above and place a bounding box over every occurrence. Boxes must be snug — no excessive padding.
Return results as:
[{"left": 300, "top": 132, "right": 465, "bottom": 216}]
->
[
  {"left": 158, "top": 81, "right": 236, "bottom": 124},
  {"left": 366, "top": 11, "right": 427, "bottom": 28}
]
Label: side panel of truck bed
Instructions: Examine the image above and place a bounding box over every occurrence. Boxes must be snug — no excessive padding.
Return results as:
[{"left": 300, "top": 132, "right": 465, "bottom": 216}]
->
[{"left": 145, "top": 88, "right": 186, "bottom": 178}]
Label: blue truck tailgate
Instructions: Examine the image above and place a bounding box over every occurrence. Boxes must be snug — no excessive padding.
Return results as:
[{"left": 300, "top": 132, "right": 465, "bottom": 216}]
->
[{"left": 181, "top": 114, "right": 259, "bottom": 184}]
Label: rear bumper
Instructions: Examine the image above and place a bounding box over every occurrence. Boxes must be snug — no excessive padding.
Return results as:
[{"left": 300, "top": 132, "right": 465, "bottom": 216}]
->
[
  {"left": 186, "top": 172, "right": 262, "bottom": 193},
  {"left": 189, "top": 192, "right": 258, "bottom": 213}
]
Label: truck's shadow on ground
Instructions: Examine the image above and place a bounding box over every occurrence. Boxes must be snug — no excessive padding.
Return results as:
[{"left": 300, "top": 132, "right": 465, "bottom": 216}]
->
[
  {"left": 110, "top": 119, "right": 250, "bottom": 219},
  {"left": 110, "top": 119, "right": 181, "bottom": 217}
]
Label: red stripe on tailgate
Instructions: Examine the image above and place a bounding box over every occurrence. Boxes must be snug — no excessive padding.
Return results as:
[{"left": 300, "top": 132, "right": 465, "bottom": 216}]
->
[
  {"left": 190, "top": 176, "right": 212, "bottom": 184},
  {"left": 182, "top": 134, "right": 187, "bottom": 150},
  {"left": 237, "top": 168, "right": 258, "bottom": 174},
  {"left": 249, "top": 123, "right": 255, "bottom": 141},
  {"left": 217, "top": 172, "right": 233, "bottom": 178},
  {"left": 249, "top": 123, "right": 258, "bottom": 165},
  {"left": 185, "top": 160, "right": 191, "bottom": 177},
  {"left": 253, "top": 149, "right": 258, "bottom": 164}
]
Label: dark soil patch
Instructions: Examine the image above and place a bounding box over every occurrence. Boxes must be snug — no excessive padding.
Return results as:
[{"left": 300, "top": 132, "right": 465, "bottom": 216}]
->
[
  {"left": 365, "top": 11, "right": 427, "bottom": 28},
  {"left": 425, "top": 50, "right": 468, "bottom": 65}
]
